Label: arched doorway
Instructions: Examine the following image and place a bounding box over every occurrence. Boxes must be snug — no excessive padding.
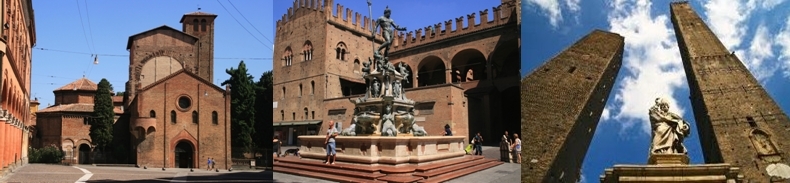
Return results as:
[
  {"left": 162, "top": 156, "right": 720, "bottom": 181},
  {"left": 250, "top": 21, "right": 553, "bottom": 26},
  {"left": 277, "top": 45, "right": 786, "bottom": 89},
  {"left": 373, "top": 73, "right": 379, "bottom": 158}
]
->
[
  {"left": 174, "top": 141, "right": 194, "bottom": 168},
  {"left": 451, "top": 49, "right": 487, "bottom": 83},
  {"left": 417, "top": 56, "right": 446, "bottom": 86},
  {"left": 78, "top": 144, "right": 91, "bottom": 164},
  {"left": 490, "top": 39, "right": 520, "bottom": 79}
]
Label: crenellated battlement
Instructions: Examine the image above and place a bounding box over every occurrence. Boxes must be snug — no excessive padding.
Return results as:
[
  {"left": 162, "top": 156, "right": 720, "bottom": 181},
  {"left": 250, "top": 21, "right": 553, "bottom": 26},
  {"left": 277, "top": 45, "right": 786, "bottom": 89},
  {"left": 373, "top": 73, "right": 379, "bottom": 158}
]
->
[
  {"left": 276, "top": 0, "right": 385, "bottom": 41},
  {"left": 389, "top": 0, "right": 519, "bottom": 53}
]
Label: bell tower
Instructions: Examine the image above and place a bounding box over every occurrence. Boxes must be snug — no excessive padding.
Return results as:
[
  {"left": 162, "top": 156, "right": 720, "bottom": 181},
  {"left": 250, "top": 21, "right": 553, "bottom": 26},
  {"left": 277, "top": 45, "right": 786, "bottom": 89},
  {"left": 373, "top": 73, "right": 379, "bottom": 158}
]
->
[{"left": 180, "top": 9, "right": 217, "bottom": 82}]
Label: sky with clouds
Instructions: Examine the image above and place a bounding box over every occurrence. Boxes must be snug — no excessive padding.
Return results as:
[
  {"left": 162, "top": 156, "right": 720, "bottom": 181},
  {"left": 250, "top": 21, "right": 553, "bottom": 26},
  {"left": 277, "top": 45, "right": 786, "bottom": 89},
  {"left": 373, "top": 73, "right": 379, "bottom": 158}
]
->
[{"left": 521, "top": 0, "right": 790, "bottom": 182}]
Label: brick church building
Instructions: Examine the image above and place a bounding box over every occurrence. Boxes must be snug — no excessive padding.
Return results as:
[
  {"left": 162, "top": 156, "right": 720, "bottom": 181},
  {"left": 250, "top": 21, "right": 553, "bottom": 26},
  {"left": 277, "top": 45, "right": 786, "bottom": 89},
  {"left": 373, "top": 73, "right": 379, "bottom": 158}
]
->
[
  {"left": 273, "top": 0, "right": 520, "bottom": 145},
  {"left": 122, "top": 11, "right": 231, "bottom": 169}
]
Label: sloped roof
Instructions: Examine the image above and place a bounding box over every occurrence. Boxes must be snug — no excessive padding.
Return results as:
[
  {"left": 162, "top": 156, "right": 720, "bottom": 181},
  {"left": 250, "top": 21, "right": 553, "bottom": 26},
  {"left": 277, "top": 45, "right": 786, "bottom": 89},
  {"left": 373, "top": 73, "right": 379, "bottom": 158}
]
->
[
  {"left": 54, "top": 78, "right": 97, "bottom": 92},
  {"left": 180, "top": 11, "right": 218, "bottom": 23},
  {"left": 37, "top": 103, "right": 94, "bottom": 113},
  {"left": 126, "top": 25, "right": 199, "bottom": 50},
  {"left": 140, "top": 69, "right": 226, "bottom": 93},
  {"left": 112, "top": 96, "right": 123, "bottom": 103}
]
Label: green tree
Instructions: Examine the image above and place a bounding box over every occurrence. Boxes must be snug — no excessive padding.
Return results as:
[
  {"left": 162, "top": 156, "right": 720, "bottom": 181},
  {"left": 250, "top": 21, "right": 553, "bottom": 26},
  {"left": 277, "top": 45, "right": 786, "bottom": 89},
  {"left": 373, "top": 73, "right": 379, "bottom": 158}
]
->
[
  {"left": 91, "top": 79, "right": 115, "bottom": 154},
  {"left": 222, "top": 61, "right": 257, "bottom": 155},
  {"left": 254, "top": 71, "right": 273, "bottom": 152}
]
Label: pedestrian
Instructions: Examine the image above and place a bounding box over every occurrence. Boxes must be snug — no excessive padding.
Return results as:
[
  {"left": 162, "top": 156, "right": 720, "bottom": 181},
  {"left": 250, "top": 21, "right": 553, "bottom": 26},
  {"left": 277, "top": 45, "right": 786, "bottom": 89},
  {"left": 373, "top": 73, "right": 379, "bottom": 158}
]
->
[
  {"left": 210, "top": 158, "right": 215, "bottom": 170},
  {"left": 324, "top": 120, "right": 339, "bottom": 165},
  {"left": 206, "top": 157, "right": 211, "bottom": 170},
  {"left": 500, "top": 131, "right": 512, "bottom": 162},
  {"left": 474, "top": 132, "right": 483, "bottom": 156},
  {"left": 443, "top": 124, "right": 452, "bottom": 136},
  {"left": 273, "top": 136, "right": 282, "bottom": 159},
  {"left": 511, "top": 133, "right": 522, "bottom": 163}
]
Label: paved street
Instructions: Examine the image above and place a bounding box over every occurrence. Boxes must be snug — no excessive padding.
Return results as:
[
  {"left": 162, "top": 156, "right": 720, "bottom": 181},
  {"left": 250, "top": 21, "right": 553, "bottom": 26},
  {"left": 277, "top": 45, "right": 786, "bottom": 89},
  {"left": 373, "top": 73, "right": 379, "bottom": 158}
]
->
[
  {"left": 274, "top": 146, "right": 520, "bottom": 183},
  {"left": 0, "top": 164, "right": 273, "bottom": 182}
]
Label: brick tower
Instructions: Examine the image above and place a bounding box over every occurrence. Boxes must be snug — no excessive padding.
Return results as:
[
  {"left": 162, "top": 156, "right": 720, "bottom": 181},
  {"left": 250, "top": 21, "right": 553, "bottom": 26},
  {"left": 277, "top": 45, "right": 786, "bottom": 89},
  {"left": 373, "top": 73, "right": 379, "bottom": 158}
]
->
[
  {"left": 671, "top": 2, "right": 790, "bottom": 181},
  {"left": 522, "top": 30, "right": 624, "bottom": 182},
  {"left": 180, "top": 11, "right": 217, "bottom": 82}
]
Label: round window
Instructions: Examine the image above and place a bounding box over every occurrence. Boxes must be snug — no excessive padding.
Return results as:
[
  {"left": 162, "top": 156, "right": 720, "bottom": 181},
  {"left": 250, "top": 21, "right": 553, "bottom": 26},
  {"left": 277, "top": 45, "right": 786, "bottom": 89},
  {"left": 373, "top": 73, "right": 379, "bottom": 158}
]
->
[{"left": 178, "top": 96, "right": 192, "bottom": 109}]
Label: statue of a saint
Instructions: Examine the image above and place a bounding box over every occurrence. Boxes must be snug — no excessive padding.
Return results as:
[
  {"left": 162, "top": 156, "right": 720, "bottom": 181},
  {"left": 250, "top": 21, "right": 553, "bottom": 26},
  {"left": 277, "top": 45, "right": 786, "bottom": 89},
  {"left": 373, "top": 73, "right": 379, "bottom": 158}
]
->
[
  {"left": 373, "top": 7, "right": 407, "bottom": 58},
  {"left": 648, "top": 98, "right": 690, "bottom": 154}
]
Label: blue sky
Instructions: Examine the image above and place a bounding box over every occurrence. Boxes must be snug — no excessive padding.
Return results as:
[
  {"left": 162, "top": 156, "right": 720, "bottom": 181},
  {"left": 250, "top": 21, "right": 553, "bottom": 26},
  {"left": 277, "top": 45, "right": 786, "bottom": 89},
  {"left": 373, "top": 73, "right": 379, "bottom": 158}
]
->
[
  {"left": 31, "top": 0, "right": 272, "bottom": 108},
  {"left": 521, "top": 0, "right": 790, "bottom": 182},
  {"left": 273, "top": 0, "right": 506, "bottom": 51}
]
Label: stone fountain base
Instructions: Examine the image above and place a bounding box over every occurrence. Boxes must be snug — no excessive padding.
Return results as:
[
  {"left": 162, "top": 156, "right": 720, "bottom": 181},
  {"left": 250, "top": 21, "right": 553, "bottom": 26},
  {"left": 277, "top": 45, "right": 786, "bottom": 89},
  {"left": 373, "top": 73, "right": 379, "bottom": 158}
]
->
[{"left": 298, "top": 135, "right": 466, "bottom": 166}]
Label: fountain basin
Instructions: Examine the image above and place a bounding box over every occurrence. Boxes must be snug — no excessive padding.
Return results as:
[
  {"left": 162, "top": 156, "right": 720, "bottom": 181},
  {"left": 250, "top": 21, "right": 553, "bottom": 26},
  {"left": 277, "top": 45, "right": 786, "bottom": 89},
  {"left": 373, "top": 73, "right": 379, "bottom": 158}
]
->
[{"left": 298, "top": 135, "right": 466, "bottom": 166}]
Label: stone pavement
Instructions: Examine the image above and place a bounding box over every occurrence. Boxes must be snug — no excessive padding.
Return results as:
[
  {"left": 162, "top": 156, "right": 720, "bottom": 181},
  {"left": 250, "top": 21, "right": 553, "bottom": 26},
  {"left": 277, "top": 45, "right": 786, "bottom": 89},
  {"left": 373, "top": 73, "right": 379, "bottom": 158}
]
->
[
  {"left": 273, "top": 145, "right": 520, "bottom": 183},
  {"left": 0, "top": 163, "right": 273, "bottom": 182}
]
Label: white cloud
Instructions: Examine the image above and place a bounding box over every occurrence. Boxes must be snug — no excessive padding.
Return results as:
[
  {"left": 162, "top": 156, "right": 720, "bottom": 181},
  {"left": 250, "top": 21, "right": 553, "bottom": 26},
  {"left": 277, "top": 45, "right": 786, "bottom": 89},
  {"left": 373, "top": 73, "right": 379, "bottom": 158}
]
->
[
  {"left": 778, "top": 17, "right": 790, "bottom": 78},
  {"left": 703, "top": 0, "right": 753, "bottom": 50},
  {"left": 741, "top": 24, "right": 777, "bottom": 81},
  {"left": 526, "top": 0, "right": 582, "bottom": 27},
  {"left": 604, "top": 0, "right": 687, "bottom": 135}
]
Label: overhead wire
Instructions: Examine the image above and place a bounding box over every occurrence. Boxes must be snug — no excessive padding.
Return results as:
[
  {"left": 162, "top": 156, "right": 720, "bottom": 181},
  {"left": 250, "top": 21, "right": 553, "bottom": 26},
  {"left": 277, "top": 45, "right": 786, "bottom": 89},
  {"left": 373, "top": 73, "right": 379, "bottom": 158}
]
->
[
  {"left": 83, "top": 0, "right": 98, "bottom": 78},
  {"left": 226, "top": 0, "right": 274, "bottom": 45},
  {"left": 34, "top": 47, "right": 272, "bottom": 60},
  {"left": 215, "top": 0, "right": 273, "bottom": 51}
]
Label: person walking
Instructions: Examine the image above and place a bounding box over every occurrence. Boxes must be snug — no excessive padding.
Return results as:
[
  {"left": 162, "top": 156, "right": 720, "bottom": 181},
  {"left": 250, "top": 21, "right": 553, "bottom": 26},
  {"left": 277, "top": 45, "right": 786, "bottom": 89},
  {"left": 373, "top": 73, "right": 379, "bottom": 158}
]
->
[
  {"left": 474, "top": 132, "right": 484, "bottom": 156},
  {"left": 324, "top": 120, "right": 339, "bottom": 165},
  {"left": 511, "top": 133, "right": 522, "bottom": 163},
  {"left": 500, "top": 131, "right": 512, "bottom": 162},
  {"left": 206, "top": 157, "right": 211, "bottom": 171}
]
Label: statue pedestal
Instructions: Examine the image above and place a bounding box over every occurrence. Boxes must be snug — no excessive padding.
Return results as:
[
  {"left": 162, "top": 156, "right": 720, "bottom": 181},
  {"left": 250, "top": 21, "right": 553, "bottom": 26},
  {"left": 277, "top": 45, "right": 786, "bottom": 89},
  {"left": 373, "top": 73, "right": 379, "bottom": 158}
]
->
[
  {"left": 600, "top": 154, "right": 743, "bottom": 182},
  {"left": 648, "top": 153, "right": 690, "bottom": 165}
]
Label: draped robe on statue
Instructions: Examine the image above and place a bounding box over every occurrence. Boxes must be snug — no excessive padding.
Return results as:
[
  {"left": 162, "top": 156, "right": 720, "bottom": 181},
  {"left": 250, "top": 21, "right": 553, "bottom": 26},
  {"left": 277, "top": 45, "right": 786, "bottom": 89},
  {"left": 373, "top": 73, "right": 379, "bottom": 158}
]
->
[{"left": 648, "top": 98, "right": 690, "bottom": 154}]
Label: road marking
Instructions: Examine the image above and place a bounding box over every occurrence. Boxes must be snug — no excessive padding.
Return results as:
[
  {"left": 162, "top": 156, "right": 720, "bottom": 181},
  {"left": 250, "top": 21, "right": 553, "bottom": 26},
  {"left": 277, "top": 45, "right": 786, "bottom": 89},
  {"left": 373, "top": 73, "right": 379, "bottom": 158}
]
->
[
  {"left": 72, "top": 166, "right": 93, "bottom": 183},
  {"left": 171, "top": 172, "right": 188, "bottom": 182}
]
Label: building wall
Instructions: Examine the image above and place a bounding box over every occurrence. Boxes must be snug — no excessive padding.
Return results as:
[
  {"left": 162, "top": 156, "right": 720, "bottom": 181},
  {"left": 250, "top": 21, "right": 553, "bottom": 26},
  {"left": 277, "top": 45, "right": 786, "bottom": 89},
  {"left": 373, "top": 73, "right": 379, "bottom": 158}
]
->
[
  {"left": 126, "top": 29, "right": 198, "bottom": 107},
  {"left": 671, "top": 2, "right": 790, "bottom": 181},
  {"left": 131, "top": 72, "right": 230, "bottom": 169},
  {"left": 181, "top": 15, "right": 216, "bottom": 82},
  {"left": 521, "top": 30, "right": 624, "bottom": 183},
  {"left": 0, "top": 0, "right": 35, "bottom": 173},
  {"left": 54, "top": 91, "right": 95, "bottom": 105}
]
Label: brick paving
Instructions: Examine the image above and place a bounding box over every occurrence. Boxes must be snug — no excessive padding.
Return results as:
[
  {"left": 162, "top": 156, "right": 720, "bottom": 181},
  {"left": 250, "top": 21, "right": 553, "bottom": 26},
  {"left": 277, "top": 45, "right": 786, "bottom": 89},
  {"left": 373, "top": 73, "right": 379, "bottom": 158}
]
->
[{"left": 0, "top": 164, "right": 273, "bottom": 182}]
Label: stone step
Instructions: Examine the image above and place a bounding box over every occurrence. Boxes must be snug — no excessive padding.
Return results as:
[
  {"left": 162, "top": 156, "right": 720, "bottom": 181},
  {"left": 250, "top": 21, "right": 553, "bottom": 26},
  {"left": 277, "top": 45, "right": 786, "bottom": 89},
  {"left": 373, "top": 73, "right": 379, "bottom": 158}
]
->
[
  {"left": 274, "top": 161, "right": 387, "bottom": 180},
  {"left": 416, "top": 160, "right": 504, "bottom": 183},
  {"left": 275, "top": 166, "right": 388, "bottom": 183},
  {"left": 414, "top": 156, "right": 483, "bottom": 172},
  {"left": 412, "top": 157, "right": 492, "bottom": 178},
  {"left": 377, "top": 175, "right": 425, "bottom": 183},
  {"left": 275, "top": 156, "right": 381, "bottom": 173}
]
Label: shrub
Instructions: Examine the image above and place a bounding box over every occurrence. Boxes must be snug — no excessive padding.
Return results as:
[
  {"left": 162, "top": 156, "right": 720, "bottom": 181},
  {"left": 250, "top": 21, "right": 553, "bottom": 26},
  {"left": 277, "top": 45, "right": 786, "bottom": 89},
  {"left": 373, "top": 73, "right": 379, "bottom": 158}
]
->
[{"left": 29, "top": 146, "right": 64, "bottom": 163}]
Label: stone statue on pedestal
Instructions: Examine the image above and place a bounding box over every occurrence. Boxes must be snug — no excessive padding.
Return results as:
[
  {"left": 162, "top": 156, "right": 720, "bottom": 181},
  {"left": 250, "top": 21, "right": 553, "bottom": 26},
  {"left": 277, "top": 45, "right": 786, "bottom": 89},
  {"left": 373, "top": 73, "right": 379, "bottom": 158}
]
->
[
  {"left": 649, "top": 98, "right": 690, "bottom": 154},
  {"left": 373, "top": 6, "right": 407, "bottom": 58}
]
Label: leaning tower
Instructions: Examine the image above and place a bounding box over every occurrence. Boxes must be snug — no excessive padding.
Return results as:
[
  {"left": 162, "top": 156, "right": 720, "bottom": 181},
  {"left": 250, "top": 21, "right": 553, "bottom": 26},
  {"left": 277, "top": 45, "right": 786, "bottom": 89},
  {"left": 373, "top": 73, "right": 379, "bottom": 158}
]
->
[{"left": 671, "top": 2, "right": 790, "bottom": 181}]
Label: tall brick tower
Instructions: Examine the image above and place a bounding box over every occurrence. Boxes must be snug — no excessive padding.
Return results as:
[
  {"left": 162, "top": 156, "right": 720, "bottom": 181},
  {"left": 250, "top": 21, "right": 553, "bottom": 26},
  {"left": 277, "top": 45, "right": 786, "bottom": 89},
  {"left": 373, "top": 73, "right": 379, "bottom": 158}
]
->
[
  {"left": 671, "top": 2, "right": 790, "bottom": 181},
  {"left": 180, "top": 11, "right": 217, "bottom": 82},
  {"left": 522, "top": 30, "right": 624, "bottom": 182}
]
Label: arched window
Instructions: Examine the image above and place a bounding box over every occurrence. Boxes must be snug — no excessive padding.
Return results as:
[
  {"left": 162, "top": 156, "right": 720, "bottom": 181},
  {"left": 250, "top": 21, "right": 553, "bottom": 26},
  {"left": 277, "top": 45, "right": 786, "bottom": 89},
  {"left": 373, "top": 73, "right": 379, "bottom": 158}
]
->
[
  {"left": 170, "top": 110, "right": 177, "bottom": 124},
  {"left": 284, "top": 47, "right": 293, "bottom": 66},
  {"left": 201, "top": 19, "right": 207, "bottom": 32},
  {"left": 304, "top": 108, "right": 308, "bottom": 120},
  {"left": 312, "top": 111, "right": 315, "bottom": 119},
  {"left": 311, "top": 81, "right": 315, "bottom": 95},
  {"left": 299, "top": 84, "right": 303, "bottom": 96},
  {"left": 280, "top": 110, "right": 284, "bottom": 121},
  {"left": 292, "top": 112, "right": 296, "bottom": 120},
  {"left": 212, "top": 111, "right": 218, "bottom": 125},
  {"left": 303, "top": 41, "right": 313, "bottom": 61},
  {"left": 150, "top": 110, "right": 156, "bottom": 118},
  {"left": 336, "top": 42, "right": 347, "bottom": 61},
  {"left": 192, "top": 19, "right": 199, "bottom": 31},
  {"left": 282, "top": 87, "right": 286, "bottom": 98},
  {"left": 192, "top": 111, "right": 199, "bottom": 124},
  {"left": 354, "top": 59, "right": 361, "bottom": 73}
]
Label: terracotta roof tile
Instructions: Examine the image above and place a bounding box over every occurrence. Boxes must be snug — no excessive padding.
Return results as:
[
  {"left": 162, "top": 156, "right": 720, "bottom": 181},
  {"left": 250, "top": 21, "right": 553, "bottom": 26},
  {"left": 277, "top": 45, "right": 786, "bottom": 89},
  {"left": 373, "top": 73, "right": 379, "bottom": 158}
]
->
[
  {"left": 184, "top": 11, "right": 216, "bottom": 16},
  {"left": 54, "top": 78, "right": 97, "bottom": 91},
  {"left": 37, "top": 103, "right": 94, "bottom": 113},
  {"left": 112, "top": 96, "right": 123, "bottom": 103}
]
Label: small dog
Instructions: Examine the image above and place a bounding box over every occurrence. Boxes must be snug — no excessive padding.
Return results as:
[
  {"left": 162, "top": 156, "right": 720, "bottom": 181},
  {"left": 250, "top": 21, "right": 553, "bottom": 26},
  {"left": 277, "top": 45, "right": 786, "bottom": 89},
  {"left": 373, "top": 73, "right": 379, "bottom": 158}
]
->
[{"left": 282, "top": 148, "right": 300, "bottom": 157}]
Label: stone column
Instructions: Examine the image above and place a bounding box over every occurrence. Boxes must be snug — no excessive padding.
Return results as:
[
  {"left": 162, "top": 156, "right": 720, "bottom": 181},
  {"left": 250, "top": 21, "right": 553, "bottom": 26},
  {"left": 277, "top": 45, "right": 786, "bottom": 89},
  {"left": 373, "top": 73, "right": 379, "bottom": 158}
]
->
[{"left": 0, "top": 121, "right": 5, "bottom": 168}]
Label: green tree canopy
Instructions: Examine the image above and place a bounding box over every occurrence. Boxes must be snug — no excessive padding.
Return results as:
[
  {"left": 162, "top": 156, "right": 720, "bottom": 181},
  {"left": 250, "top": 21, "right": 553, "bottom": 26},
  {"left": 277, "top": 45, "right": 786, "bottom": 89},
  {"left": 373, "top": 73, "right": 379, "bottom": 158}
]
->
[
  {"left": 254, "top": 71, "right": 273, "bottom": 151},
  {"left": 222, "top": 61, "right": 257, "bottom": 154},
  {"left": 91, "top": 78, "right": 115, "bottom": 151}
]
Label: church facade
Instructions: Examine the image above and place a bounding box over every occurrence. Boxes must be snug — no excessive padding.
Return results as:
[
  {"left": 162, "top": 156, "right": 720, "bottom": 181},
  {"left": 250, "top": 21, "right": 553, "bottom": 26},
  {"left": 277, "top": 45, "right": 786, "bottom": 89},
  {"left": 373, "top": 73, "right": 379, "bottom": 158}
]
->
[{"left": 123, "top": 11, "right": 231, "bottom": 169}]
